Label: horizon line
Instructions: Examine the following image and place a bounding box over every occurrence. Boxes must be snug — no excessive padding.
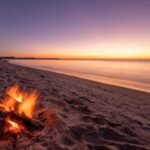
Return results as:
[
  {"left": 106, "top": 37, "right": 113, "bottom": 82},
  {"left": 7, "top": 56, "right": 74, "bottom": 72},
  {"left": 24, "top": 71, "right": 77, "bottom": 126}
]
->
[{"left": 0, "top": 56, "right": 150, "bottom": 61}]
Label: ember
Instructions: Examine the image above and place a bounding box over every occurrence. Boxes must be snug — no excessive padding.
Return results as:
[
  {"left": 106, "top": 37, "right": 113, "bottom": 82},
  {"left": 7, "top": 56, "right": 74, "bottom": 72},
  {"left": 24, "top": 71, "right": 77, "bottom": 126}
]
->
[
  {"left": 5, "top": 117, "right": 24, "bottom": 134},
  {"left": 0, "top": 85, "right": 44, "bottom": 138}
]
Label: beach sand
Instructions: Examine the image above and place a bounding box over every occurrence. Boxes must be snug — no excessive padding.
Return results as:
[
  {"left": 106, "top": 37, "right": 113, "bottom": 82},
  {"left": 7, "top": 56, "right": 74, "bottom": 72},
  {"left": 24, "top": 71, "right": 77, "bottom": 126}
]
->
[{"left": 0, "top": 60, "right": 150, "bottom": 150}]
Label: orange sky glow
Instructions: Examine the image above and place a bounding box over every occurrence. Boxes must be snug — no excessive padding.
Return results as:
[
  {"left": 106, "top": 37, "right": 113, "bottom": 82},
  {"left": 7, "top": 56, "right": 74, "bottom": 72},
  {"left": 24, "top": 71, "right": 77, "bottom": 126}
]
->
[{"left": 0, "top": 1, "right": 150, "bottom": 60}]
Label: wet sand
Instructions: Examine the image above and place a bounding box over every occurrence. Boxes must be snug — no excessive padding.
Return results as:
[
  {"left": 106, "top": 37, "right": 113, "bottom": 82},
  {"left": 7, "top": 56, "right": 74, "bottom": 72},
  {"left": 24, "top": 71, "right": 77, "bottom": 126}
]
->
[{"left": 0, "top": 60, "right": 150, "bottom": 150}]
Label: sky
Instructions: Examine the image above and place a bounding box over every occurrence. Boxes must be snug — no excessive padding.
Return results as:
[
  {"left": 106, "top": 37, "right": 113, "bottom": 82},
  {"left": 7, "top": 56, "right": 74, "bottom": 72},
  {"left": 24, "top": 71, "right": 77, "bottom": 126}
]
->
[{"left": 0, "top": 0, "right": 150, "bottom": 59}]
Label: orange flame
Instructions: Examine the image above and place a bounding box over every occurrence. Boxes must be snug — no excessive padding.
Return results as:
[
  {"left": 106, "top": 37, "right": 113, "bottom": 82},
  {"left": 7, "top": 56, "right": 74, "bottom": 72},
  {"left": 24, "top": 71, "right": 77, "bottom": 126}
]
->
[
  {"left": 18, "top": 91, "right": 38, "bottom": 118},
  {"left": 2, "top": 85, "right": 38, "bottom": 119},
  {"left": 5, "top": 117, "right": 23, "bottom": 133}
]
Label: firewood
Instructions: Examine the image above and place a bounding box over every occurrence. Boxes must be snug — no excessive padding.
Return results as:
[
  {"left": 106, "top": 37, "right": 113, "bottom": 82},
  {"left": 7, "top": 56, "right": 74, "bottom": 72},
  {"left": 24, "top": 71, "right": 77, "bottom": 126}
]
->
[
  {"left": 0, "top": 104, "right": 10, "bottom": 117},
  {"left": 0, "top": 104, "right": 44, "bottom": 130},
  {"left": 9, "top": 112, "right": 44, "bottom": 130}
]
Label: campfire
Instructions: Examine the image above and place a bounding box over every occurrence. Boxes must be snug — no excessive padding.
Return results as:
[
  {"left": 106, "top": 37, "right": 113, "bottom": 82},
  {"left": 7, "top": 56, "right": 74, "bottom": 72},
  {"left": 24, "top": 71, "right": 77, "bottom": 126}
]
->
[{"left": 0, "top": 85, "right": 44, "bottom": 139}]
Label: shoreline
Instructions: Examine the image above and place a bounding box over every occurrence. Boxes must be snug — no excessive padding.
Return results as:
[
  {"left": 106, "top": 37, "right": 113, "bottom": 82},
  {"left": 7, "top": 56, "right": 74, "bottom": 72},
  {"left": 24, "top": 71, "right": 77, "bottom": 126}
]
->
[
  {"left": 9, "top": 60, "right": 150, "bottom": 94},
  {"left": 0, "top": 60, "right": 150, "bottom": 149}
]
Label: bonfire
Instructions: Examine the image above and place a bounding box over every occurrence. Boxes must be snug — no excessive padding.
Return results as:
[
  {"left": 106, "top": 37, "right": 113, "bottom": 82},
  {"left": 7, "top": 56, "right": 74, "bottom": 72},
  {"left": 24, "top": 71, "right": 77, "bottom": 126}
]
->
[{"left": 0, "top": 85, "right": 44, "bottom": 140}]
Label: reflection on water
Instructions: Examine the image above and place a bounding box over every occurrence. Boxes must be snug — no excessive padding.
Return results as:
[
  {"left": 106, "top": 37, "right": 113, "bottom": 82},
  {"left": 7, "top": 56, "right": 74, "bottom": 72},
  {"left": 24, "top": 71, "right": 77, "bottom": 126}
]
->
[{"left": 10, "top": 60, "right": 150, "bottom": 93}]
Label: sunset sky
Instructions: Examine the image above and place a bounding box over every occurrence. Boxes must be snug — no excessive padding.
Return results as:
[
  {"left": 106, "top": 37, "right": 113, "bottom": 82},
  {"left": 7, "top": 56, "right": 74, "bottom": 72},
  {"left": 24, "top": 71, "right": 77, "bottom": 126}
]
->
[{"left": 0, "top": 0, "right": 150, "bottom": 59}]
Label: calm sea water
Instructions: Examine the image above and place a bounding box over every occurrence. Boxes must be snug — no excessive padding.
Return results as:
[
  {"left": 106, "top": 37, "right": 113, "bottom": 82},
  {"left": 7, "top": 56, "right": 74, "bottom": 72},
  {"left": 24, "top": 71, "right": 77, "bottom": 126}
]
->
[{"left": 10, "top": 60, "right": 150, "bottom": 93}]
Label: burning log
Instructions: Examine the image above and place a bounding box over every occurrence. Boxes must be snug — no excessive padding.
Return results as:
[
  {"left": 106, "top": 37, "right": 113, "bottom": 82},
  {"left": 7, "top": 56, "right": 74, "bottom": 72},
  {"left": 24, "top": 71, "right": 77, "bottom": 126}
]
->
[
  {"left": 0, "top": 104, "right": 44, "bottom": 130},
  {"left": 10, "top": 113, "right": 44, "bottom": 130}
]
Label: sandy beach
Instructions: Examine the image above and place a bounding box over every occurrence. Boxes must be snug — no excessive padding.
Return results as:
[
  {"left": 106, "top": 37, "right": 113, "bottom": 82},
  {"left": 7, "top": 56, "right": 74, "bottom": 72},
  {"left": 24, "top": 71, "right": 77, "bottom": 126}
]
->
[{"left": 0, "top": 60, "right": 150, "bottom": 150}]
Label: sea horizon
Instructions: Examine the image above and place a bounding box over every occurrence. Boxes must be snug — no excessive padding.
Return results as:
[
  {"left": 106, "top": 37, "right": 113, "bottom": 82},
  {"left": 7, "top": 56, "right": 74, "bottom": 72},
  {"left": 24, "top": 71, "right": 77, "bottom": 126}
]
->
[
  {"left": 1, "top": 56, "right": 150, "bottom": 61},
  {"left": 10, "top": 59, "right": 150, "bottom": 93}
]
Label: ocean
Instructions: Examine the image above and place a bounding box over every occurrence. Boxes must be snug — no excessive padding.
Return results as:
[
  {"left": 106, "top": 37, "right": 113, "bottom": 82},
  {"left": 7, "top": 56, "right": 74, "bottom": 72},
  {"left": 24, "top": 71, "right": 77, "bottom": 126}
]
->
[{"left": 10, "top": 60, "right": 150, "bottom": 93}]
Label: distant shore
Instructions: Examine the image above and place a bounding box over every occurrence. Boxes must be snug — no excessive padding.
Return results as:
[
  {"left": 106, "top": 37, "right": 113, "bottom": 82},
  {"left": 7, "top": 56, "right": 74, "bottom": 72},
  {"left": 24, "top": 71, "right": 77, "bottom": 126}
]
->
[
  {"left": 0, "top": 60, "right": 150, "bottom": 149},
  {"left": 0, "top": 57, "right": 150, "bottom": 61}
]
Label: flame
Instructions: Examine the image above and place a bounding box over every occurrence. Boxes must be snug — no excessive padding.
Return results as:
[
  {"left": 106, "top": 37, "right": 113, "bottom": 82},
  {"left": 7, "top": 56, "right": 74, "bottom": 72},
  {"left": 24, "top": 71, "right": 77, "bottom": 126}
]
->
[
  {"left": 5, "top": 117, "right": 23, "bottom": 133},
  {"left": 18, "top": 91, "right": 38, "bottom": 118},
  {"left": 6, "top": 85, "right": 23, "bottom": 103},
  {"left": 2, "top": 85, "right": 38, "bottom": 119}
]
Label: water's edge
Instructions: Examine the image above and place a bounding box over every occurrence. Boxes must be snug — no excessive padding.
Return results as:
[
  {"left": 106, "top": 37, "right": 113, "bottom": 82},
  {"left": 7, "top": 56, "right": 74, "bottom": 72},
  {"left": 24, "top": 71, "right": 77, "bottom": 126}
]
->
[{"left": 9, "top": 60, "right": 150, "bottom": 93}]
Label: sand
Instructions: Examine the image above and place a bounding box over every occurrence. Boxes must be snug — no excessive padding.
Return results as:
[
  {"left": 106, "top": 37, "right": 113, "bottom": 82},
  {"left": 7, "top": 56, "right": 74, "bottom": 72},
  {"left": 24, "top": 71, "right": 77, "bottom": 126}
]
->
[{"left": 0, "top": 60, "right": 150, "bottom": 150}]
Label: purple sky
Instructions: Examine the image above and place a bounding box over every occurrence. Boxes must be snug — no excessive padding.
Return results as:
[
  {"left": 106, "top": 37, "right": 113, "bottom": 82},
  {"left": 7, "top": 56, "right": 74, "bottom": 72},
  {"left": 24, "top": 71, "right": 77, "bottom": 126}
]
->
[{"left": 0, "top": 0, "right": 150, "bottom": 58}]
